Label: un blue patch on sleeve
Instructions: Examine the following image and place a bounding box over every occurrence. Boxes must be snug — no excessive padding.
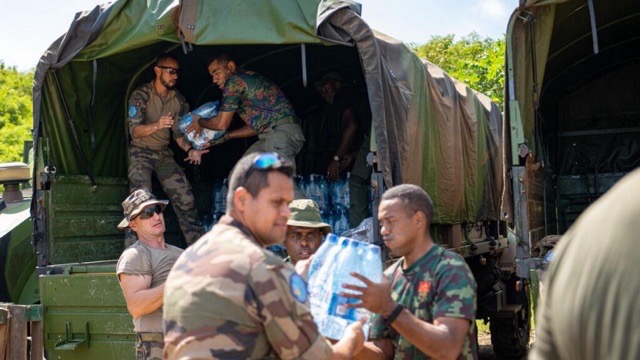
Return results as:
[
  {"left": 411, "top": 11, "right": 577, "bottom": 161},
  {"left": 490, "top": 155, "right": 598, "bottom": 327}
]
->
[
  {"left": 289, "top": 273, "right": 308, "bottom": 303},
  {"left": 128, "top": 105, "right": 137, "bottom": 117}
]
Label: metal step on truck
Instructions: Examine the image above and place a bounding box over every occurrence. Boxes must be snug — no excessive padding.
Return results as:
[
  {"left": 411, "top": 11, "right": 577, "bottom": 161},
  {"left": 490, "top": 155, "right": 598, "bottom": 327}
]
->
[{"left": 9, "top": 0, "right": 640, "bottom": 358}]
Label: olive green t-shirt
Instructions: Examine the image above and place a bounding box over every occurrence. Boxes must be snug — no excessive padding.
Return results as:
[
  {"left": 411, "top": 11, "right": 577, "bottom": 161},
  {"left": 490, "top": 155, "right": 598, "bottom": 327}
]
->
[
  {"left": 127, "top": 82, "right": 189, "bottom": 148},
  {"left": 116, "top": 240, "right": 183, "bottom": 332}
]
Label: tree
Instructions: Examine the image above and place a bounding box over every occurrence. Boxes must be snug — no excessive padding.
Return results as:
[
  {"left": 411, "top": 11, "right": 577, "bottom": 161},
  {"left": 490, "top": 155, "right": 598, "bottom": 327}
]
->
[
  {"left": 412, "top": 33, "right": 505, "bottom": 108},
  {"left": 0, "top": 61, "right": 33, "bottom": 163}
]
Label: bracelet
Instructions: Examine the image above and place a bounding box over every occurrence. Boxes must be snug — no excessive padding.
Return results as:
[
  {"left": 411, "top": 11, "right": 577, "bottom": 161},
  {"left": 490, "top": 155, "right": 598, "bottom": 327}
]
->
[
  {"left": 382, "top": 303, "right": 404, "bottom": 327},
  {"left": 186, "top": 147, "right": 192, "bottom": 153}
]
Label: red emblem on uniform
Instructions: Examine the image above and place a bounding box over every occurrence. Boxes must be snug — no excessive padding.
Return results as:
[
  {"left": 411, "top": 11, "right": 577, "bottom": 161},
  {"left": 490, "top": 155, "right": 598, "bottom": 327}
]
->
[
  {"left": 418, "top": 281, "right": 431, "bottom": 299},
  {"left": 135, "top": 101, "right": 141, "bottom": 107}
]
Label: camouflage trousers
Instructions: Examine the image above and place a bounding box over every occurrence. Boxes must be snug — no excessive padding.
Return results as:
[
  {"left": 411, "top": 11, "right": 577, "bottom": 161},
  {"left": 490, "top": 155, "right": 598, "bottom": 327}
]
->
[
  {"left": 247, "top": 121, "right": 305, "bottom": 198},
  {"left": 135, "top": 332, "right": 163, "bottom": 360},
  {"left": 127, "top": 146, "right": 203, "bottom": 245}
]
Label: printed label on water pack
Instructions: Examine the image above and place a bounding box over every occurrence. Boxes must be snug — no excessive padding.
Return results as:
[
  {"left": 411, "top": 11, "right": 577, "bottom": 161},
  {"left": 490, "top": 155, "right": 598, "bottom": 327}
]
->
[{"left": 327, "top": 292, "right": 357, "bottom": 320}]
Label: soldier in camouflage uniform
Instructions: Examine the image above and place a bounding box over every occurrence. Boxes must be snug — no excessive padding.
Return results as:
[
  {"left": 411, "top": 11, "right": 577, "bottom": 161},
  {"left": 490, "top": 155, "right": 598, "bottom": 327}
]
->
[
  {"left": 186, "top": 53, "right": 305, "bottom": 197},
  {"left": 116, "top": 189, "right": 183, "bottom": 360},
  {"left": 343, "top": 184, "right": 478, "bottom": 360},
  {"left": 127, "top": 53, "right": 208, "bottom": 246},
  {"left": 163, "top": 152, "right": 365, "bottom": 359}
]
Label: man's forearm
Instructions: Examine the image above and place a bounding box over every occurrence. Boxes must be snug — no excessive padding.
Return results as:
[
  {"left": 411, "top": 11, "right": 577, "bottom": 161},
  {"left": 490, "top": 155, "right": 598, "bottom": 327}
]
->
[
  {"left": 126, "top": 284, "right": 165, "bottom": 318},
  {"left": 175, "top": 137, "right": 192, "bottom": 152},
  {"left": 226, "top": 125, "right": 257, "bottom": 139},
  {"left": 389, "top": 311, "right": 469, "bottom": 360},
  {"left": 131, "top": 123, "right": 162, "bottom": 139},
  {"left": 352, "top": 342, "right": 390, "bottom": 360}
]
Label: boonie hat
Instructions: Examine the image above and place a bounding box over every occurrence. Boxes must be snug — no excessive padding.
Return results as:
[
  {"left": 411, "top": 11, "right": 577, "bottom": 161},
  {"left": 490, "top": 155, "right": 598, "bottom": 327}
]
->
[
  {"left": 314, "top": 71, "right": 344, "bottom": 93},
  {"left": 117, "top": 189, "right": 169, "bottom": 229},
  {"left": 287, "top": 199, "right": 332, "bottom": 235}
]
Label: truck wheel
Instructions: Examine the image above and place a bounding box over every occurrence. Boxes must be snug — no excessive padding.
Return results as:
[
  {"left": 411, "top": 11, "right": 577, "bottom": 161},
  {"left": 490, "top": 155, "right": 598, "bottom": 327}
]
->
[{"left": 490, "top": 281, "right": 530, "bottom": 359}]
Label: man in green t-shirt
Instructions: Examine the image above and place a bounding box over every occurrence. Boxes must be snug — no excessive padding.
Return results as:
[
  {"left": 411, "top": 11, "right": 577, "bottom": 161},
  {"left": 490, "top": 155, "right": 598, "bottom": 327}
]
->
[
  {"left": 342, "top": 184, "right": 478, "bottom": 359},
  {"left": 116, "top": 189, "right": 183, "bottom": 360},
  {"left": 126, "top": 53, "right": 208, "bottom": 246}
]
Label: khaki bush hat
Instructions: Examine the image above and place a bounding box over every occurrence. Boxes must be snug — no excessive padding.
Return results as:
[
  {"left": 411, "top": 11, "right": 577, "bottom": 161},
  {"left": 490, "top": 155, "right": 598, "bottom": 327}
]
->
[
  {"left": 287, "top": 199, "right": 332, "bottom": 235},
  {"left": 117, "top": 189, "right": 168, "bottom": 229}
]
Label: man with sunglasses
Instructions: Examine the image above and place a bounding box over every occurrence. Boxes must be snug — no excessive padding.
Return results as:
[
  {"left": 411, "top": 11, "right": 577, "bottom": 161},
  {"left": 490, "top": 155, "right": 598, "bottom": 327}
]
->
[
  {"left": 283, "top": 199, "right": 332, "bottom": 265},
  {"left": 116, "top": 189, "right": 183, "bottom": 360},
  {"left": 126, "top": 53, "right": 207, "bottom": 246},
  {"left": 164, "top": 152, "right": 365, "bottom": 360}
]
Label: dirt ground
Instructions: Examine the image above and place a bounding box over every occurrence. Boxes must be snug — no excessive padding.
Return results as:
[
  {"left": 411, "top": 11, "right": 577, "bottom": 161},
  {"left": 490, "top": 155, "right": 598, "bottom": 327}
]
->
[{"left": 477, "top": 326, "right": 536, "bottom": 360}]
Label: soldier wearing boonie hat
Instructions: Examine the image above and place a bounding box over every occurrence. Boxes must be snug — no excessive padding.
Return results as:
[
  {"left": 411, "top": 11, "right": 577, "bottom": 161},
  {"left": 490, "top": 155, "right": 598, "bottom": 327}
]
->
[
  {"left": 117, "top": 189, "right": 169, "bottom": 229},
  {"left": 284, "top": 199, "right": 332, "bottom": 265},
  {"left": 116, "top": 189, "right": 183, "bottom": 360}
]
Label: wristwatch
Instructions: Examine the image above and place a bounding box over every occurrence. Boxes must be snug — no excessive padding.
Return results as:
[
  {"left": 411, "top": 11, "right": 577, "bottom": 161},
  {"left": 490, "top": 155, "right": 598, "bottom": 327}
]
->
[{"left": 333, "top": 155, "right": 340, "bottom": 162}]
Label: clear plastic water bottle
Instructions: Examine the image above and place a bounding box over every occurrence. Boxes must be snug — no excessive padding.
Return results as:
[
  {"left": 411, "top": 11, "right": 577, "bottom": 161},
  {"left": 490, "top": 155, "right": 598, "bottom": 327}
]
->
[
  {"left": 214, "top": 178, "right": 228, "bottom": 215},
  {"left": 341, "top": 173, "right": 350, "bottom": 209},
  {"left": 308, "top": 174, "right": 326, "bottom": 212},
  {"left": 211, "top": 180, "right": 220, "bottom": 218},
  {"left": 202, "top": 214, "right": 213, "bottom": 232},
  {"left": 318, "top": 175, "right": 329, "bottom": 213},
  {"left": 334, "top": 209, "right": 350, "bottom": 235}
]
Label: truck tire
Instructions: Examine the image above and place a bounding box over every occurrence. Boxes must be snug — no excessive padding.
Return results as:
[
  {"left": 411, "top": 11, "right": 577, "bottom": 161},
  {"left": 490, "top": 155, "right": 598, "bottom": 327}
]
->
[{"left": 490, "top": 280, "right": 530, "bottom": 359}]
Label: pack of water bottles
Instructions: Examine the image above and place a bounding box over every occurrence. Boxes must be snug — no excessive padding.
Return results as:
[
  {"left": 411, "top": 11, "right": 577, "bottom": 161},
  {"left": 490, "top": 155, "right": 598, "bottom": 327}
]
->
[
  {"left": 177, "top": 101, "right": 226, "bottom": 149},
  {"left": 296, "top": 173, "right": 351, "bottom": 235},
  {"left": 307, "top": 233, "right": 383, "bottom": 340},
  {"left": 206, "top": 173, "right": 357, "bottom": 235},
  {"left": 210, "top": 178, "right": 229, "bottom": 223}
]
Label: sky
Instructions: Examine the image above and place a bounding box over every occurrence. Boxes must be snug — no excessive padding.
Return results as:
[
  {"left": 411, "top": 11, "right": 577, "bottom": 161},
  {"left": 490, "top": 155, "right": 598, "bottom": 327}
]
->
[{"left": 0, "top": 0, "right": 518, "bottom": 72}]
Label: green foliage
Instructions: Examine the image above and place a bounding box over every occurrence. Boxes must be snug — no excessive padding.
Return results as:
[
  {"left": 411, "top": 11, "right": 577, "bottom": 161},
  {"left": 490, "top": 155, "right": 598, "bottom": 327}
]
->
[
  {"left": 412, "top": 33, "right": 505, "bottom": 108},
  {"left": 0, "top": 61, "right": 33, "bottom": 163}
]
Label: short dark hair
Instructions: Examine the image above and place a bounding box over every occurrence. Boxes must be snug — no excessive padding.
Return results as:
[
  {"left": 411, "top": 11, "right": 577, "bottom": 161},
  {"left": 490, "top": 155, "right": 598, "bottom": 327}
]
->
[
  {"left": 226, "top": 152, "right": 295, "bottom": 212},
  {"left": 208, "top": 52, "right": 235, "bottom": 66},
  {"left": 381, "top": 184, "right": 434, "bottom": 225},
  {"left": 155, "top": 53, "right": 178, "bottom": 67}
]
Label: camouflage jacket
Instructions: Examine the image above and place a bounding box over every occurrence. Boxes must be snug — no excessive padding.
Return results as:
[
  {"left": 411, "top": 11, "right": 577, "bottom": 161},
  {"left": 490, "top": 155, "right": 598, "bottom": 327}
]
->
[
  {"left": 370, "top": 244, "right": 478, "bottom": 360},
  {"left": 163, "top": 215, "right": 332, "bottom": 359},
  {"left": 221, "top": 70, "right": 296, "bottom": 133}
]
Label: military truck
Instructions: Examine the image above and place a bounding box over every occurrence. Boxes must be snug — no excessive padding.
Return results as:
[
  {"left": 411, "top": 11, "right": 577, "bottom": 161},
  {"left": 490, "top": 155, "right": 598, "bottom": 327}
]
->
[
  {"left": 505, "top": 0, "right": 640, "bottom": 307},
  {"left": 7, "top": 0, "right": 606, "bottom": 358}
]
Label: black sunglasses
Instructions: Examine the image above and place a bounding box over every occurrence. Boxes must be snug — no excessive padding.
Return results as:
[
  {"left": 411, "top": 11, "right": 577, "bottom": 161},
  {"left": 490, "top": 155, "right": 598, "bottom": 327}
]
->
[
  {"left": 134, "top": 205, "right": 163, "bottom": 220},
  {"left": 157, "top": 65, "right": 179, "bottom": 75}
]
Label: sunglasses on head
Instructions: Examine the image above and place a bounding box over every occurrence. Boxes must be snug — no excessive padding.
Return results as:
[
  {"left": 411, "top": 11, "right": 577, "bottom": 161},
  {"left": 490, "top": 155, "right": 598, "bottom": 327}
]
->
[
  {"left": 134, "top": 205, "right": 163, "bottom": 221},
  {"left": 157, "top": 65, "right": 179, "bottom": 75},
  {"left": 252, "top": 152, "right": 287, "bottom": 170}
]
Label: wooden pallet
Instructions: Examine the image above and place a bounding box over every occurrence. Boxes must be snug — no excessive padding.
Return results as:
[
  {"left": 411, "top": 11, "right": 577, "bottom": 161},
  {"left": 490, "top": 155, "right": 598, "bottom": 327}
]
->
[{"left": 0, "top": 303, "right": 43, "bottom": 360}]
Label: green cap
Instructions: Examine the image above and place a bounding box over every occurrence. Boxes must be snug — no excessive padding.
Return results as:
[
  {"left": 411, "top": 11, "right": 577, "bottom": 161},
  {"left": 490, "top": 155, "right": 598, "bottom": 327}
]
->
[{"left": 287, "top": 199, "right": 332, "bottom": 235}]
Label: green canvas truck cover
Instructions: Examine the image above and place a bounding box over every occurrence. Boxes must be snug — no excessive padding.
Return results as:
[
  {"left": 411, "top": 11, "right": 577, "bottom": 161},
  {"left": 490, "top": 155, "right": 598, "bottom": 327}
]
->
[
  {"left": 506, "top": 0, "right": 640, "bottom": 172},
  {"left": 33, "top": 0, "right": 504, "bottom": 230}
]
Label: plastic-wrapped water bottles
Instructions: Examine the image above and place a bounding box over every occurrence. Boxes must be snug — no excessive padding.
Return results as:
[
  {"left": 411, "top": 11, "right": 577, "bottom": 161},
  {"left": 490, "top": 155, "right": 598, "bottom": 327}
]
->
[
  {"left": 333, "top": 209, "right": 350, "bottom": 235},
  {"left": 209, "top": 178, "right": 228, "bottom": 224},
  {"left": 330, "top": 173, "right": 350, "bottom": 210},
  {"left": 178, "top": 101, "right": 226, "bottom": 149},
  {"left": 308, "top": 234, "right": 383, "bottom": 340},
  {"left": 307, "top": 174, "right": 328, "bottom": 213},
  {"left": 202, "top": 214, "right": 213, "bottom": 232}
]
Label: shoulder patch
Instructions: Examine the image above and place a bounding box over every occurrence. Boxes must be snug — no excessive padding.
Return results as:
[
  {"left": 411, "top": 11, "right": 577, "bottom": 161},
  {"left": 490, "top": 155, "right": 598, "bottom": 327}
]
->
[
  {"left": 289, "top": 273, "right": 308, "bottom": 303},
  {"left": 128, "top": 105, "right": 138, "bottom": 117}
]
